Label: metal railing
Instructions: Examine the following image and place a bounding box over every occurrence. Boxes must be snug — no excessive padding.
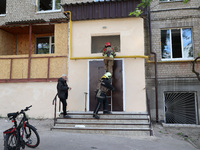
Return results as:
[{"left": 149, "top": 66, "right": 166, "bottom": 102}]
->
[{"left": 146, "top": 90, "right": 153, "bottom": 136}]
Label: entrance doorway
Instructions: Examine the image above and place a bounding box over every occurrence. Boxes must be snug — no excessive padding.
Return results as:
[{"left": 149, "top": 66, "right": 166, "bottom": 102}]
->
[{"left": 89, "top": 60, "right": 123, "bottom": 111}]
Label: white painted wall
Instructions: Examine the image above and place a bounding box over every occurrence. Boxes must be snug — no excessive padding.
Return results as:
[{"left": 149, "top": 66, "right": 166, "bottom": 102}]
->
[{"left": 0, "top": 82, "right": 57, "bottom": 118}]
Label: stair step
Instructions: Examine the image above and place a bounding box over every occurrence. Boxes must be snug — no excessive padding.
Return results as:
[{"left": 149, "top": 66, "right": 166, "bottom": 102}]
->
[
  {"left": 51, "top": 126, "right": 152, "bottom": 136},
  {"left": 55, "top": 122, "right": 150, "bottom": 128},
  {"left": 56, "top": 118, "right": 149, "bottom": 124},
  {"left": 61, "top": 114, "right": 149, "bottom": 119}
]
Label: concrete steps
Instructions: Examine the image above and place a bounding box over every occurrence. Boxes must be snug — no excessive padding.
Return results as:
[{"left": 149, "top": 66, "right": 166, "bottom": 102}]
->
[{"left": 51, "top": 112, "right": 153, "bottom": 136}]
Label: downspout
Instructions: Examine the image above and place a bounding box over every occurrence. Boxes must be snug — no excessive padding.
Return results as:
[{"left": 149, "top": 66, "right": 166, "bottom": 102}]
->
[{"left": 148, "top": 7, "right": 159, "bottom": 122}]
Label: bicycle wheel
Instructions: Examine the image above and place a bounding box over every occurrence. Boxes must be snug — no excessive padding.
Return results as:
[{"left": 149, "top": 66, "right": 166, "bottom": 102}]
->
[
  {"left": 4, "top": 132, "right": 20, "bottom": 150},
  {"left": 23, "top": 124, "right": 40, "bottom": 148}
]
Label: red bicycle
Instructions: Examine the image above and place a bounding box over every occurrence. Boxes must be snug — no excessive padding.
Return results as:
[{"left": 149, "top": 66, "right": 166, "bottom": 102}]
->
[{"left": 3, "top": 105, "right": 40, "bottom": 150}]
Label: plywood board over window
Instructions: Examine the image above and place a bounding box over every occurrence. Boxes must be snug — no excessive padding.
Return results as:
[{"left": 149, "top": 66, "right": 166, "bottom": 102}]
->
[
  {"left": 30, "top": 58, "right": 48, "bottom": 78},
  {"left": 12, "top": 59, "right": 28, "bottom": 79},
  {"left": 0, "top": 60, "right": 10, "bottom": 79}
]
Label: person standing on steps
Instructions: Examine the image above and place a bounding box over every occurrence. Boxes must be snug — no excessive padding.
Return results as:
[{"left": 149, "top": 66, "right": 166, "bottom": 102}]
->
[
  {"left": 57, "top": 74, "right": 72, "bottom": 118},
  {"left": 103, "top": 42, "right": 116, "bottom": 75},
  {"left": 93, "top": 72, "right": 114, "bottom": 119}
]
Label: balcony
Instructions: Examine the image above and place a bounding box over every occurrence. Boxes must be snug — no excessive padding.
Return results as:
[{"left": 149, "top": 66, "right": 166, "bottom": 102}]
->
[{"left": 0, "top": 19, "right": 68, "bottom": 83}]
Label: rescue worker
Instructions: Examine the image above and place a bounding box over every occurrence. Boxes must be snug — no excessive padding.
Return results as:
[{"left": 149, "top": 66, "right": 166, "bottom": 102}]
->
[
  {"left": 93, "top": 72, "right": 114, "bottom": 119},
  {"left": 103, "top": 42, "right": 116, "bottom": 75}
]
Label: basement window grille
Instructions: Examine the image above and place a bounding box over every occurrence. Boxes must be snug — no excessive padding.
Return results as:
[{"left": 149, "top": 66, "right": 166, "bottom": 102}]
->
[{"left": 164, "top": 92, "right": 198, "bottom": 124}]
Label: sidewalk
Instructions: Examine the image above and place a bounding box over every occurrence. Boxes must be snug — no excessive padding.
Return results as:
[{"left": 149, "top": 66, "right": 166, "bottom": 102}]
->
[{"left": 0, "top": 118, "right": 198, "bottom": 150}]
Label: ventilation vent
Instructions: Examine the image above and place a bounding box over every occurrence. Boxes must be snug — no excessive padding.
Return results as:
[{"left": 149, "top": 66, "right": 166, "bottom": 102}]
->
[{"left": 164, "top": 92, "right": 197, "bottom": 124}]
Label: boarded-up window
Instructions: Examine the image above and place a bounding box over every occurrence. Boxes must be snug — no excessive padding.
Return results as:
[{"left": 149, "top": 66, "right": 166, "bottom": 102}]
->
[
  {"left": 0, "top": 0, "right": 6, "bottom": 15},
  {"left": 91, "top": 35, "right": 120, "bottom": 53}
]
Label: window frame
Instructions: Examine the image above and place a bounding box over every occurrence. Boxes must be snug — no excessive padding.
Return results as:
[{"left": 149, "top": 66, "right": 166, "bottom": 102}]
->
[
  {"left": 159, "top": 0, "right": 183, "bottom": 2},
  {"left": 36, "top": 0, "right": 61, "bottom": 13},
  {"left": 161, "top": 27, "right": 194, "bottom": 61},
  {"left": 35, "top": 36, "right": 54, "bottom": 54}
]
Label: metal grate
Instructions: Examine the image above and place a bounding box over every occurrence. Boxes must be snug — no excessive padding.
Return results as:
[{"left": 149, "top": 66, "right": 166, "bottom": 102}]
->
[{"left": 164, "top": 92, "right": 197, "bottom": 124}]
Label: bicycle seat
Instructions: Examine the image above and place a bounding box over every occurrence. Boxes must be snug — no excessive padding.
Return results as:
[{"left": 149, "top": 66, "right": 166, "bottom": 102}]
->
[{"left": 7, "top": 112, "right": 18, "bottom": 118}]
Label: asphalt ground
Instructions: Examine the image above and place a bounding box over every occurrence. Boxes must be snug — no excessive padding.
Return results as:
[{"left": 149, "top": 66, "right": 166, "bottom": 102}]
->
[{"left": 0, "top": 119, "right": 198, "bottom": 150}]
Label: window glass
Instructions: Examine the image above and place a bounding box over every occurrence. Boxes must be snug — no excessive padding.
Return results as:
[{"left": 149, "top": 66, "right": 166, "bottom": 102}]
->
[
  {"left": 0, "top": 0, "right": 6, "bottom": 15},
  {"left": 55, "top": 0, "right": 61, "bottom": 10},
  {"left": 36, "top": 37, "right": 50, "bottom": 54},
  {"left": 36, "top": 36, "right": 54, "bottom": 54},
  {"left": 91, "top": 35, "right": 120, "bottom": 54},
  {"left": 171, "top": 29, "right": 182, "bottom": 58},
  {"left": 161, "top": 28, "right": 193, "bottom": 60},
  {"left": 182, "top": 28, "right": 193, "bottom": 58},
  {"left": 161, "top": 30, "right": 171, "bottom": 59},
  {"left": 38, "top": 0, "right": 60, "bottom": 12}
]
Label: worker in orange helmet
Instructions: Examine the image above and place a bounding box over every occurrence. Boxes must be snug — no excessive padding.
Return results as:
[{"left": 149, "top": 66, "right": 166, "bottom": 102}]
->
[{"left": 103, "top": 42, "right": 116, "bottom": 75}]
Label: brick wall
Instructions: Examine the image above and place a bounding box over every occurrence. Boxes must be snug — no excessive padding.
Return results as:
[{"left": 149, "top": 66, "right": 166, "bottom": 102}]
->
[{"left": 146, "top": 0, "right": 200, "bottom": 78}]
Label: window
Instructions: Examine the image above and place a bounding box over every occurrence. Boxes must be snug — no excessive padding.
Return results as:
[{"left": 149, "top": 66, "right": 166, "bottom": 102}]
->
[
  {"left": 0, "top": 0, "right": 6, "bottom": 15},
  {"left": 37, "top": 0, "right": 61, "bottom": 12},
  {"left": 91, "top": 35, "right": 120, "bottom": 53},
  {"left": 160, "top": 0, "right": 183, "bottom": 2},
  {"left": 94, "top": 0, "right": 110, "bottom": 2},
  {"left": 36, "top": 36, "right": 54, "bottom": 54},
  {"left": 161, "top": 28, "right": 193, "bottom": 60}
]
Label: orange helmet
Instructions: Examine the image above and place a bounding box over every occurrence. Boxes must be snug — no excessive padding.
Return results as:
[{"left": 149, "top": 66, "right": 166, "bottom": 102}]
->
[{"left": 105, "top": 42, "right": 111, "bottom": 47}]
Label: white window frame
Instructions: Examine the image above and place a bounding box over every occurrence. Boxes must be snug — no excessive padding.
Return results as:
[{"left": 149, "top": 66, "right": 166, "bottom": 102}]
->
[
  {"left": 35, "top": 36, "right": 54, "bottom": 54},
  {"left": 161, "top": 28, "right": 193, "bottom": 61},
  {"left": 36, "top": 0, "right": 61, "bottom": 13},
  {"left": 159, "top": 0, "right": 183, "bottom": 2}
]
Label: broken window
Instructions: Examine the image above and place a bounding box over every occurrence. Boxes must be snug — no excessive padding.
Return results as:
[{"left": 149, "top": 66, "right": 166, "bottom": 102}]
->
[
  {"left": 91, "top": 35, "right": 120, "bottom": 53},
  {"left": 37, "top": 0, "right": 61, "bottom": 12},
  {"left": 161, "top": 28, "right": 193, "bottom": 60},
  {"left": 160, "top": 0, "right": 183, "bottom": 2},
  {"left": 0, "top": 0, "right": 6, "bottom": 15},
  {"left": 36, "top": 36, "right": 54, "bottom": 54}
]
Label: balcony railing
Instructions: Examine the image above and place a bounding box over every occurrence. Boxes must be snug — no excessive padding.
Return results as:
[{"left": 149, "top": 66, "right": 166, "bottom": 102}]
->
[{"left": 0, "top": 54, "right": 68, "bottom": 83}]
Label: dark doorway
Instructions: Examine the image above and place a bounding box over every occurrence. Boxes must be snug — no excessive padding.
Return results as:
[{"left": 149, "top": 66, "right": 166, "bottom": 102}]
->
[{"left": 89, "top": 60, "right": 123, "bottom": 111}]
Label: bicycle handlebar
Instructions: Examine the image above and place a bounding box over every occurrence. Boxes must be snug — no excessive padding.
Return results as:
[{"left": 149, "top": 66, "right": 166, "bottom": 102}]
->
[{"left": 20, "top": 105, "right": 32, "bottom": 113}]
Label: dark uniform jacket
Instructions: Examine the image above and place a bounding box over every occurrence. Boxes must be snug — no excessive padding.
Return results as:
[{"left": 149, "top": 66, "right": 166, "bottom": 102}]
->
[
  {"left": 57, "top": 77, "right": 69, "bottom": 100},
  {"left": 96, "top": 78, "right": 114, "bottom": 99}
]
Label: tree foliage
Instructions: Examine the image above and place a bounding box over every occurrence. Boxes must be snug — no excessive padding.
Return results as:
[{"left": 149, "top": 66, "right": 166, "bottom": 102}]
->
[{"left": 129, "top": 0, "right": 189, "bottom": 17}]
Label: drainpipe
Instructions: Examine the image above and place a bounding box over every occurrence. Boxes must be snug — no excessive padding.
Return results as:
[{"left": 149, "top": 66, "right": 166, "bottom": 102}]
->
[{"left": 148, "top": 7, "right": 159, "bottom": 122}]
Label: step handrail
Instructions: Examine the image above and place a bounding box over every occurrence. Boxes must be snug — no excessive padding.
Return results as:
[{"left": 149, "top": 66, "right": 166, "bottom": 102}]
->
[{"left": 146, "top": 90, "right": 153, "bottom": 136}]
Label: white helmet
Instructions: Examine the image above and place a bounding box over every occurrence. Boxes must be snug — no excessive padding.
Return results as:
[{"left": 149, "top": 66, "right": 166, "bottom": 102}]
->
[{"left": 101, "top": 72, "right": 112, "bottom": 79}]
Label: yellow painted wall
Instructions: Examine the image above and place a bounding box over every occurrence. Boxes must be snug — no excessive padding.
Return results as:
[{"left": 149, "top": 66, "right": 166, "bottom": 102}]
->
[
  {"left": 72, "top": 18, "right": 144, "bottom": 58},
  {"left": 0, "top": 29, "right": 15, "bottom": 55},
  {"left": 67, "top": 18, "right": 147, "bottom": 112}
]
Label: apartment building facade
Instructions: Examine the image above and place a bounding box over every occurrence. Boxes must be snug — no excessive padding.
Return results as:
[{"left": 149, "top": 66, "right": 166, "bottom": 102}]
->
[
  {"left": 146, "top": 0, "right": 200, "bottom": 124},
  {"left": 0, "top": 0, "right": 148, "bottom": 118}
]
